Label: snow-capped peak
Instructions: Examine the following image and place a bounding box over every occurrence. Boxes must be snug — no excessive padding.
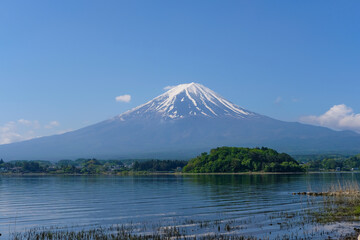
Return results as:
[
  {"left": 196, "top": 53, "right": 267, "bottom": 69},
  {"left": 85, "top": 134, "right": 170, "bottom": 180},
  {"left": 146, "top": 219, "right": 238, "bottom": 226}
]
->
[{"left": 117, "top": 82, "right": 256, "bottom": 120}]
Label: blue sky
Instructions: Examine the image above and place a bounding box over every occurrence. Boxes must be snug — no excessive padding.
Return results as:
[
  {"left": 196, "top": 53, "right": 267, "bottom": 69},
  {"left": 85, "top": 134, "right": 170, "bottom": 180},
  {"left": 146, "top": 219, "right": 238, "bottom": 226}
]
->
[{"left": 1, "top": 0, "right": 360, "bottom": 144}]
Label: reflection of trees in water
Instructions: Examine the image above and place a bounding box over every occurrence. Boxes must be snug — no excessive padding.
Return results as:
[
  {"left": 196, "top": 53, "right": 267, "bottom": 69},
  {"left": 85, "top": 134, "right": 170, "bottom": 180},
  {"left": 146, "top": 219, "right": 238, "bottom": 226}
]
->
[
  {"left": 184, "top": 174, "right": 305, "bottom": 203},
  {"left": 304, "top": 172, "right": 360, "bottom": 193},
  {"left": 184, "top": 174, "right": 360, "bottom": 202},
  {"left": 186, "top": 174, "right": 299, "bottom": 186}
]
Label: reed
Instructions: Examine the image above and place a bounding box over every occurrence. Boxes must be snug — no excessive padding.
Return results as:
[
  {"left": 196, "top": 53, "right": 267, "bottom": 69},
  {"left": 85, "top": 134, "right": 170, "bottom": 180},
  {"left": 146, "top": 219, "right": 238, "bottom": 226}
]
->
[
  {"left": 9, "top": 224, "right": 260, "bottom": 240},
  {"left": 304, "top": 180, "right": 360, "bottom": 223}
]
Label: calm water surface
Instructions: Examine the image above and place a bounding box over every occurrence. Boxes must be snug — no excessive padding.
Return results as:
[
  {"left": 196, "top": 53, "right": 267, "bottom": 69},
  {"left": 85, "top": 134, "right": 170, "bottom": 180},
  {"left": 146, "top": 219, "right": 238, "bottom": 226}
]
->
[{"left": 0, "top": 173, "right": 359, "bottom": 239}]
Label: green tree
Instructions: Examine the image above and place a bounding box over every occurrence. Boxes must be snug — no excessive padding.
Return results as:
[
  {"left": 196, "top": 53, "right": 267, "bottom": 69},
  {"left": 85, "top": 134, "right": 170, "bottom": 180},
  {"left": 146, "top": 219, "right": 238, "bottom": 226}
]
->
[{"left": 183, "top": 147, "right": 305, "bottom": 173}]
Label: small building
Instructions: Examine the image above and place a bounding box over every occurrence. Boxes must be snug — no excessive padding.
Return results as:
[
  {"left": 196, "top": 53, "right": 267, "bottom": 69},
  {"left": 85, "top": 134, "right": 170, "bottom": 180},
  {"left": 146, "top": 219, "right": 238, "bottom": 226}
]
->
[
  {"left": 110, "top": 165, "right": 122, "bottom": 171},
  {"left": 11, "top": 167, "right": 22, "bottom": 173},
  {"left": 48, "top": 165, "right": 57, "bottom": 170}
]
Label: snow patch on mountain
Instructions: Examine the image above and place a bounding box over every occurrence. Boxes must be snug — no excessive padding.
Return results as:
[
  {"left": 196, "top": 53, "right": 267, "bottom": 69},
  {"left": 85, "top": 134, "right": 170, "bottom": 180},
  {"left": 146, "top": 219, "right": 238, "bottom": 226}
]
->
[{"left": 115, "top": 82, "right": 257, "bottom": 121}]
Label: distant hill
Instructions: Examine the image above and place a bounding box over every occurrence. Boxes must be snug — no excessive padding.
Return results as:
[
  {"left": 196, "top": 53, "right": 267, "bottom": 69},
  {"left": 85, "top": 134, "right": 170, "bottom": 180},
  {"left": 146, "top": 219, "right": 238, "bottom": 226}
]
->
[
  {"left": 182, "top": 147, "right": 305, "bottom": 173},
  {"left": 1, "top": 83, "right": 360, "bottom": 160}
]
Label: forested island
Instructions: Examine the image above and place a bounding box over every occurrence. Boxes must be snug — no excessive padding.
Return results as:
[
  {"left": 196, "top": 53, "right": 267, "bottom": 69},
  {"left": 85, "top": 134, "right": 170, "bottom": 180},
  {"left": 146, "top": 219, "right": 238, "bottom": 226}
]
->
[
  {"left": 183, "top": 147, "right": 305, "bottom": 173},
  {"left": 1, "top": 147, "right": 360, "bottom": 175}
]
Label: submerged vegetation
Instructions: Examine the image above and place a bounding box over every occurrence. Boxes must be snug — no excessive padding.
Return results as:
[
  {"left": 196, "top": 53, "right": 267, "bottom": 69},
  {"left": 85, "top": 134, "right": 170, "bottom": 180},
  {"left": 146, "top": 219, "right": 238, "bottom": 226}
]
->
[
  {"left": 182, "top": 147, "right": 305, "bottom": 173},
  {"left": 302, "top": 180, "right": 360, "bottom": 224},
  {"left": 8, "top": 216, "right": 360, "bottom": 240},
  {"left": 10, "top": 226, "right": 261, "bottom": 240},
  {"left": 8, "top": 212, "right": 360, "bottom": 240}
]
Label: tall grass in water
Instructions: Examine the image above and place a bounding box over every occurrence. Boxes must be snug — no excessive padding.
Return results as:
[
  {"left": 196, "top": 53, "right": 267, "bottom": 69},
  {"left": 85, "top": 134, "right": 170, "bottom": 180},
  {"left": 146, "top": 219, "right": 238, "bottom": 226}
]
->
[
  {"left": 9, "top": 224, "right": 260, "bottom": 240},
  {"left": 307, "top": 180, "right": 360, "bottom": 223},
  {"left": 327, "top": 180, "right": 360, "bottom": 195}
]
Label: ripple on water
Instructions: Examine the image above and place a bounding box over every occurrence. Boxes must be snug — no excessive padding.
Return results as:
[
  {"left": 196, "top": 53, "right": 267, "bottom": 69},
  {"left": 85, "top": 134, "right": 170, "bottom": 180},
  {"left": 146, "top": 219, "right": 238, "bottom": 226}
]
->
[{"left": 0, "top": 174, "right": 359, "bottom": 239}]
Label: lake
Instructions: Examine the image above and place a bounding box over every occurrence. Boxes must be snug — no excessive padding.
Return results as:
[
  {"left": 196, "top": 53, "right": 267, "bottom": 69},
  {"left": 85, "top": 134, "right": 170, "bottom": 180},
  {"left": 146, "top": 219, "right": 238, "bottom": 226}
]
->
[{"left": 0, "top": 173, "right": 359, "bottom": 239}]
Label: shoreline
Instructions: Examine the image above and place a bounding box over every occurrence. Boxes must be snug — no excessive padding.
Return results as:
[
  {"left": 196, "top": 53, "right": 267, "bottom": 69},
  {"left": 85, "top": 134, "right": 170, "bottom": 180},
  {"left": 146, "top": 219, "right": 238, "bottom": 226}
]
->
[
  {"left": 6, "top": 219, "right": 360, "bottom": 240},
  {"left": 0, "top": 171, "right": 356, "bottom": 177}
]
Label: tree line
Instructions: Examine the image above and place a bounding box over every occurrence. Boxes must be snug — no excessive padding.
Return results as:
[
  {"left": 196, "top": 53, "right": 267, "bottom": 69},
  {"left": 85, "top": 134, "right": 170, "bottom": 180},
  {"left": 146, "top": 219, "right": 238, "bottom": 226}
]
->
[
  {"left": 132, "top": 160, "right": 187, "bottom": 172},
  {"left": 0, "top": 158, "right": 186, "bottom": 174},
  {"left": 304, "top": 154, "right": 360, "bottom": 171},
  {"left": 2, "top": 149, "right": 360, "bottom": 174}
]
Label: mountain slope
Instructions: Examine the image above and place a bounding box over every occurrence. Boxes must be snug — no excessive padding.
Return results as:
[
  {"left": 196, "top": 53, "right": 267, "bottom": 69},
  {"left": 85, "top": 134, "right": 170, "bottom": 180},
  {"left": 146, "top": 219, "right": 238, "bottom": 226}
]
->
[{"left": 1, "top": 83, "right": 360, "bottom": 160}]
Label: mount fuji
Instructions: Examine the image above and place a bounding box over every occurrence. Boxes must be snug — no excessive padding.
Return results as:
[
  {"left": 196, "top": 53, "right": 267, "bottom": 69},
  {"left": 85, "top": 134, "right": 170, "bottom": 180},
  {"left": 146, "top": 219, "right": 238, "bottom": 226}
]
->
[
  {"left": 117, "top": 83, "right": 256, "bottom": 120},
  {"left": 1, "top": 83, "right": 360, "bottom": 160}
]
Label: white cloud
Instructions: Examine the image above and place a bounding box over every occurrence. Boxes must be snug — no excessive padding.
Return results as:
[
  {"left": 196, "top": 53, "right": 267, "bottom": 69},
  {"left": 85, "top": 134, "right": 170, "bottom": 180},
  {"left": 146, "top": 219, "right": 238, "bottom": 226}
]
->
[
  {"left": 274, "top": 96, "right": 282, "bottom": 104},
  {"left": 0, "top": 120, "right": 34, "bottom": 144},
  {"left": 17, "top": 119, "right": 40, "bottom": 128},
  {"left": 164, "top": 85, "right": 176, "bottom": 91},
  {"left": 300, "top": 104, "right": 360, "bottom": 133},
  {"left": 115, "top": 94, "right": 131, "bottom": 103},
  {"left": 45, "top": 121, "right": 60, "bottom": 129},
  {"left": 18, "top": 119, "right": 32, "bottom": 125},
  {"left": 0, "top": 119, "right": 61, "bottom": 145},
  {"left": 57, "top": 129, "right": 73, "bottom": 134}
]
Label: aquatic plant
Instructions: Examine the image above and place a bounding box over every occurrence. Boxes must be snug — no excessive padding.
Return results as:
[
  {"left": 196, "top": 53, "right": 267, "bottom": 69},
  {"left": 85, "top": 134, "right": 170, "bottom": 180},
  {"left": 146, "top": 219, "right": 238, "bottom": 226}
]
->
[{"left": 300, "top": 180, "right": 360, "bottom": 223}]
